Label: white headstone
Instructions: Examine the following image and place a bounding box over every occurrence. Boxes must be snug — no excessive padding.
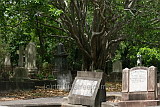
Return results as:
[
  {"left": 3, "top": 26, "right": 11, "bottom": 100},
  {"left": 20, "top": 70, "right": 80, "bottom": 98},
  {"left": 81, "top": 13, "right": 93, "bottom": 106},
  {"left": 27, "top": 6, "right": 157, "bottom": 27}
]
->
[
  {"left": 112, "top": 60, "right": 122, "bottom": 72},
  {"left": 129, "top": 69, "right": 147, "bottom": 92}
]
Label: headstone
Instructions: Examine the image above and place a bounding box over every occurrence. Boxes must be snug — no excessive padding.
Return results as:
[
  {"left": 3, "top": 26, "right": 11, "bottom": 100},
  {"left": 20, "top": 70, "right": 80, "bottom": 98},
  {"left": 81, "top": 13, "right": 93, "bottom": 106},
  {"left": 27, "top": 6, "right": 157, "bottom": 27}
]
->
[
  {"left": 18, "top": 45, "right": 24, "bottom": 67},
  {"left": 11, "top": 45, "right": 30, "bottom": 81},
  {"left": 4, "top": 53, "right": 12, "bottom": 72},
  {"left": 25, "top": 42, "right": 37, "bottom": 77},
  {"left": 108, "top": 60, "right": 122, "bottom": 82},
  {"left": 112, "top": 60, "right": 122, "bottom": 72},
  {"left": 118, "top": 66, "right": 160, "bottom": 107},
  {"left": 63, "top": 71, "right": 106, "bottom": 107},
  {"left": 4, "top": 53, "right": 11, "bottom": 67},
  {"left": 54, "top": 43, "right": 72, "bottom": 91}
]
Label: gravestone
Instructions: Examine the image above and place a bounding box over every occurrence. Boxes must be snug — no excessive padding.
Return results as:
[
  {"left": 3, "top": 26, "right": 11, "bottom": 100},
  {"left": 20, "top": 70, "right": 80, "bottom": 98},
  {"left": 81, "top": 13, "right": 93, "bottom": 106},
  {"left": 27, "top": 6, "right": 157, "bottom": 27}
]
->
[
  {"left": 18, "top": 45, "right": 24, "bottom": 67},
  {"left": 4, "top": 53, "right": 11, "bottom": 72},
  {"left": 12, "top": 45, "right": 30, "bottom": 81},
  {"left": 118, "top": 66, "right": 160, "bottom": 107},
  {"left": 54, "top": 43, "right": 72, "bottom": 91},
  {"left": 25, "top": 42, "right": 37, "bottom": 78},
  {"left": 63, "top": 71, "right": 106, "bottom": 107},
  {"left": 4, "top": 53, "right": 11, "bottom": 67},
  {"left": 112, "top": 60, "right": 122, "bottom": 73}
]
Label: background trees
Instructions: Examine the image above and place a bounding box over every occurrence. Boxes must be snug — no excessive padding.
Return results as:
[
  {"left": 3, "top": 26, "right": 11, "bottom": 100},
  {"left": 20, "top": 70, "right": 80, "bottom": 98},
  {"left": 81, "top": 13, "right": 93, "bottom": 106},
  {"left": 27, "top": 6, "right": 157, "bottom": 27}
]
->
[{"left": 0, "top": 0, "right": 159, "bottom": 72}]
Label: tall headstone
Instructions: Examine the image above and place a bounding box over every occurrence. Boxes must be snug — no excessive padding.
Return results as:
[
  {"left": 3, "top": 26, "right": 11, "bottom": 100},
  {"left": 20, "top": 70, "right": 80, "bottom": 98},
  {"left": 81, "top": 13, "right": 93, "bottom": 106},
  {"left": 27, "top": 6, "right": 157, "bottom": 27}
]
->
[
  {"left": 12, "top": 45, "right": 30, "bottom": 81},
  {"left": 118, "top": 66, "right": 160, "bottom": 107},
  {"left": 63, "top": 71, "right": 106, "bottom": 107},
  {"left": 4, "top": 53, "right": 11, "bottom": 72},
  {"left": 25, "top": 42, "right": 37, "bottom": 77},
  {"left": 54, "top": 43, "right": 72, "bottom": 91},
  {"left": 18, "top": 45, "right": 24, "bottom": 67}
]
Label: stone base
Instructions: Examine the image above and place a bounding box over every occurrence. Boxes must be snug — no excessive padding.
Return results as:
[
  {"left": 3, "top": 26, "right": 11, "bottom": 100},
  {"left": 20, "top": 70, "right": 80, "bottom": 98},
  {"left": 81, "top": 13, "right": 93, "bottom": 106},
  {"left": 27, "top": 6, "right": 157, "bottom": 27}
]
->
[
  {"left": 0, "top": 81, "right": 35, "bottom": 91},
  {"left": 62, "top": 97, "right": 87, "bottom": 107},
  {"left": 62, "top": 104, "right": 87, "bottom": 107},
  {"left": 118, "top": 100, "right": 160, "bottom": 107},
  {"left": 101, "top": 102, "right": 118, "bottom": 107},
  {"left": 122, "top": 92, "right": 156, "bottom": 101},
  {"left": 57, "top": 72, "right": 72, "bottom": 91}
]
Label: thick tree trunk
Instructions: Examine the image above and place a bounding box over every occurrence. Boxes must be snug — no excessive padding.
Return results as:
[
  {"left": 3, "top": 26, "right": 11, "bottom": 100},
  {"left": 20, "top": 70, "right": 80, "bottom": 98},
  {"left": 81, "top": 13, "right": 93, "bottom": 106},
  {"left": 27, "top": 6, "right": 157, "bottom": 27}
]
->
[{"left": 51, "top": 0, "right": 133, "bottom": 71}]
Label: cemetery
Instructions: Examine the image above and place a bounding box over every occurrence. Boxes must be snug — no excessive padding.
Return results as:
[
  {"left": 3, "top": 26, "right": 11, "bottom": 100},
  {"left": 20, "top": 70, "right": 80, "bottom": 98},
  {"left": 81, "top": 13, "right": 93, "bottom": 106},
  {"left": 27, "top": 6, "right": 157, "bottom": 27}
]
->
[{"left": 0, "top": 0, "right": 159, "bottom": 107}]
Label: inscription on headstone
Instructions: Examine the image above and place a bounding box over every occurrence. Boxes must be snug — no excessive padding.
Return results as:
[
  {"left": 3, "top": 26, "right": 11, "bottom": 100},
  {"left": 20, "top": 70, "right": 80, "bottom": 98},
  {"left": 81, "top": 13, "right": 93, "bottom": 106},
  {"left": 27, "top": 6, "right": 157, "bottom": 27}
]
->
[
  {"left": 119, "top": 66, "right": 159, "bottom": 107},
  {"left": 72, "top": 79, "right": 98, "bottom": 96},
  {"left": 129, "top": 69, "right": 147, "bottom": 92},
  {"left": 67, "top": 71, "right": 106, "bottom": 107}
]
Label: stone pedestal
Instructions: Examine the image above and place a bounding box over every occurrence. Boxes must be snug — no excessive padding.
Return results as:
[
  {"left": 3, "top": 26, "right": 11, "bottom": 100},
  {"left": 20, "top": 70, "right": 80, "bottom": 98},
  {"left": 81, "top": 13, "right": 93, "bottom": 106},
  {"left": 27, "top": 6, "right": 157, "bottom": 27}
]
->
[
  {"left": 54, "top": 43, "right": 72, "bottom": 91},
  {"left": 118, "top": 66, "right": 160, "bottom": 107},
  {"left": 118, "top": 100, "right": 160, "bottom": 107},
  {"left": 12, "top": 67, "right": 30, "bottom": 82},
  {"left": 57, "top": 71, "right": 72, "bottom": 91}
]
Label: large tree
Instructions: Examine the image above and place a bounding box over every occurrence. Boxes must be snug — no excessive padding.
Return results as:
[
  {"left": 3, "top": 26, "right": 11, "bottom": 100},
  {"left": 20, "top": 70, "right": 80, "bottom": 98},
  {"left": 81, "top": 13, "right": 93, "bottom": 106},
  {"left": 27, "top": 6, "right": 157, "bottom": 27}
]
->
[
  {"left": 48, "top": 0, "right": 159, "bottom": 71},
  {"left": 46, "top": 0, "right": 137, "bottom": 70}
]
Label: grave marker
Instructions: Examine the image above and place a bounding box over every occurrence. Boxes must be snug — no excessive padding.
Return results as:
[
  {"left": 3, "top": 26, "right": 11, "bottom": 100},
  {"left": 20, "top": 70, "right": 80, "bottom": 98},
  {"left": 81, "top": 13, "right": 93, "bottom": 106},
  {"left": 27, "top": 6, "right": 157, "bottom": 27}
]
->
[
  {"left": 112, "top": 60, "right": 122, "bottom": 72},
  {"left": 25, "top": 42, "right": 37, "bottom": 77},
  {"left": 18, "top": 45, "right": 24, "bottom": 67},
  {"left": 129, "top": 69, "right": 147, "bottom": 92},
  {"left": 54, "top": 43, "right": 72, "bottom": 91},
  {"left": 65, "top": 71, "right": 106, "bottom": 107},
  {"left": 4, "top": 53, "right": 11, "bottom": 72},
  {"left": 118, "top": 66, "right": 160, "bottom": 107}
]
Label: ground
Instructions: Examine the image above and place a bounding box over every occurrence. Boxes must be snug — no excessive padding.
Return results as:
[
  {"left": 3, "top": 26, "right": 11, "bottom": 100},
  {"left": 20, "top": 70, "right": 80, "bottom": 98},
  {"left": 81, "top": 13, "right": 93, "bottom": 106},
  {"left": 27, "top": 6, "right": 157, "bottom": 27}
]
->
[{"left": 0, "top": 82, "right": 122, "bottom": 101}]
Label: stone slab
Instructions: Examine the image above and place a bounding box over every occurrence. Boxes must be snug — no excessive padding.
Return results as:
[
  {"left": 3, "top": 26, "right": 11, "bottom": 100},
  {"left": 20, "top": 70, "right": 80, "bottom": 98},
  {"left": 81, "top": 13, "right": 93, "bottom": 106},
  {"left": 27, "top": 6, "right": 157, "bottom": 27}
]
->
[
  {"left": 62, "top": 104, "right": 87, "bottom": 107},
  {"left": 101, "top": 102, "right": 118, "bottom": 107},
  {"left": 0, "top": 97, "right": 63, "bottom": 106},
  {"left": 68, "top": 71, "right": 106, "bottom": 107},
  {"left": 118, "top": 100, "right": 160, "bottom": 107}
]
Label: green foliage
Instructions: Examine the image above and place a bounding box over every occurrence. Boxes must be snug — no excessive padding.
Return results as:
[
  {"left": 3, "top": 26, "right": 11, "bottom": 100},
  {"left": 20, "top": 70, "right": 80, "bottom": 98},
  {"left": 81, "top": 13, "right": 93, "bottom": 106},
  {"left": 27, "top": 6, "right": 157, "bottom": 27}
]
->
[
  {"left": 36, "top": 73, "right": 45, "bottom": 80},
  {"left": 0, "top": 0, "right": 159, "bottom": 72},
  {"left": 138, "top": 47, "right": 160, "bottom": 67},
  {"left": 49, "top": 5, "right": 63, "bottom": 16},
  {"left": 0, "top": 37, "right": 8, "bottom": 66}
]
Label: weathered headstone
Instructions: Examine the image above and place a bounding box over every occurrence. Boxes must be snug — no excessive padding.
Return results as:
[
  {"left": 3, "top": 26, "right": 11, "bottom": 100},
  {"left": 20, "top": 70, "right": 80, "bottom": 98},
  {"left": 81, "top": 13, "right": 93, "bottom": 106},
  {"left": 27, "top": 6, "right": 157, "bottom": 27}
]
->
[
  {"left": 107, "top": 60, "right": 122, "bottom": 82},
  {"left": 54, "top": 43, "right": 72, "bottom": 91},
  {"left": 112, "top": 60, "right": 122, "bottom": 73},
  {"left": 63, "top": 71, "right": 106, "bottom": 107},
  {"left": 11, "top": 45, "right": 30, "bottom": 81},
  {"left": 4, "top": 53, "right": 11, "bottom": 67},
  {"left": 25, "top": 42, "right": 37, "bottom": 77},
  {"left": 118, "top": 66, "right": 160, "bottom": 107},
  {"left": 18, "top": 45, "right": 24, "bottom": 67},
  {"left": 4, "top": 53, "right": 11, "bottom": 72}
]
